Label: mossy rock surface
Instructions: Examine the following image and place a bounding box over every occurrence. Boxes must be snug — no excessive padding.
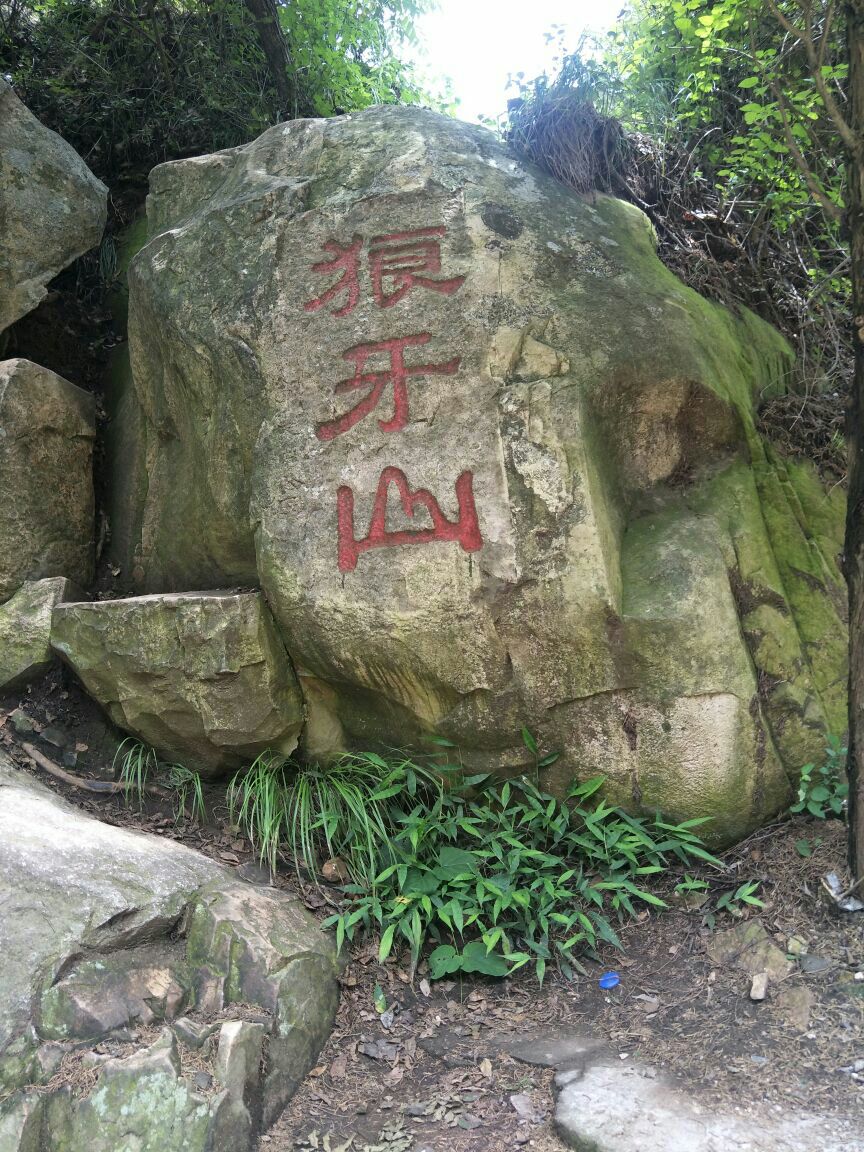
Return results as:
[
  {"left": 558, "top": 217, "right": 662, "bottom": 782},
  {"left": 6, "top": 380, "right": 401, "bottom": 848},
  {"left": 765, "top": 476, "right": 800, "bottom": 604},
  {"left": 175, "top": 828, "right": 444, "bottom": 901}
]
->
[
  {"left": 0, "top": 577, "right": 78, "bottom": 692},
  {"left": 51, "top": 591, "right": 304, "bottom": 777},
  {"left": 0, "top": 359, "right": 95, "bottom": 601},
  {"left": 0, "top": 78, "right": 106, "bottom": 334},
  {"left": 0, "top": 753, "right": 337, "bottom": 1151},
  {"left": 104, "top": 106, "right": 847, "bottom": 844}
]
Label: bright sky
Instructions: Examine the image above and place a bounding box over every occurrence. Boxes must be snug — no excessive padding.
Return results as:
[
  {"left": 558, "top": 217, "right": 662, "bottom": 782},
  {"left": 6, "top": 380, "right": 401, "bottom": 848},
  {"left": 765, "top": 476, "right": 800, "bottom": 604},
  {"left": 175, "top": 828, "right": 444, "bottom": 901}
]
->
[{"left": 411, "top": 0, "right": 626, "bottom": 125}]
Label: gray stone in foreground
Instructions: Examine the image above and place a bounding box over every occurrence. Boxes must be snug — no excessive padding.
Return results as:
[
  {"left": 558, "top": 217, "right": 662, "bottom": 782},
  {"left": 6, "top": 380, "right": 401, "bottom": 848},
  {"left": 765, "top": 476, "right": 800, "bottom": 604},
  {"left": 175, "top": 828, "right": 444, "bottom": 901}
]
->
[
  {"left": 0, "top": 753, "right": 338, "bottom": 1151},
  {"left": 0, "top": 78, "right": 107, "bottom": 334},
  {"left": 51, "top": 590, "right": 305, "bottom": 777},
  {"left": 554, "top": 1047, "right": 860, "bottom": 1152},
  {"left": 0, "top": 360, "right": 96, "bottom": 601}
]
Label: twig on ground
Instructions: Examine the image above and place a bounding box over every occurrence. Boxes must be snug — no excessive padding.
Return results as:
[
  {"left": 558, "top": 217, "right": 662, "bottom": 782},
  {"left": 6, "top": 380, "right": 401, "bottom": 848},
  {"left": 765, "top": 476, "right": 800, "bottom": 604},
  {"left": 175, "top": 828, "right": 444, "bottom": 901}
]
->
[{"left": 17, "top": 739, "right": 180, "bottom": 807}]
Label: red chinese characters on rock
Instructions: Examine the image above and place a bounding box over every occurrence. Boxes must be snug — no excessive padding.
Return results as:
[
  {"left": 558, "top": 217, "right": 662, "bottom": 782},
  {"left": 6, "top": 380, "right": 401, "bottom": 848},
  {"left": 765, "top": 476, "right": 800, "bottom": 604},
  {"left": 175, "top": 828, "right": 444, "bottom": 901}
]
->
[
  {"left": 303, "top": 236, "right": 363, "bottom": 319},
  {"left": 369, "top": 227, "right": 466, "bottom": 307},
  {"left": 316, "top": 333, "right": 460, "bottom": 441},
  {"left": 303, "top": 221, "right": 482, "bottom": 571},
  {"left": 303, "top": 227, "right": 466, "bottom": 317},
  {"left": 337, "top": 467, "right": 482, "bottom": 573}
]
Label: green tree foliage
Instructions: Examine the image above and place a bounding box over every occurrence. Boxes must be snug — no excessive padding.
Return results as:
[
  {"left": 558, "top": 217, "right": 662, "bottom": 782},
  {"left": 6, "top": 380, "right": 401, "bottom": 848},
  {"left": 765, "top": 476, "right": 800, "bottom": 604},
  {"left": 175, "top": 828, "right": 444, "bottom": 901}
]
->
[
  {"left": 606, "top": 0, "right": 846, "bottom": 233},
  {"left": 280, "top": 0, "right": 429, "bottom": 116},
  {"left": 508, "top": 1, "right": 851, "bottom": 387},
  {"left": 0, "top": 0, "right": 432, "bottom": 188}
]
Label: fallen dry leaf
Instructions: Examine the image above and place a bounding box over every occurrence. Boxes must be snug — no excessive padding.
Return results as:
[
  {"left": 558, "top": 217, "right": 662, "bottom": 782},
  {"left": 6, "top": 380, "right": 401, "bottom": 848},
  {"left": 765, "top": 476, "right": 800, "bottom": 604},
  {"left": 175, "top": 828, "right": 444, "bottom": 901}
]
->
[
  {"left": 322, "top": 857, "right": 351, "bottom": 884},
  {"left": 509, "top": 1093, "right": 544, "bottom": 1124}
]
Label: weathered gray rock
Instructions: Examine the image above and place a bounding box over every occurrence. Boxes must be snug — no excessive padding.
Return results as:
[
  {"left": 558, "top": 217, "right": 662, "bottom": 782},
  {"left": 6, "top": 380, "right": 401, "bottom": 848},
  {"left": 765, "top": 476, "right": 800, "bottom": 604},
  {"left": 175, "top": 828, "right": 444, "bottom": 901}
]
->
[
  {"left": 0, "top": 359, "right": 96, "bottom": 601},
  {"left": 0, "top": 753, "right": 338, "bottom": 1150},
  {"left": 111, "top": 107, "right": 848, "bottom": 842},
  {"left": 705, "top": 919, "right": 794, "bottom": 981},
  {"left": 554, "top": 1049, "right": 859, "bottom": 1152},
  {"left": 0, "top": 1092, "right": 42, "bottom": 1152},
  {"left": 43, "top": 1031, "right": 213, "bottom": 1152},
  {"left": 51, "top": 590, "right": 304, "bottom": 776},
  {"left": 0, "top": 78, "right": 107, "bottom": 334},
  {"left": 0, "top": 577, "right": 78, "bottom": 691},
  {"left": 185, "top": 880, "right": 338, "bottom": 1126},
  {"left": 215, "top": 1020, "right": 265, "bottom": 1131},
  {"left": 38, "top": 942, "right": 187, "bottom": 1040}
]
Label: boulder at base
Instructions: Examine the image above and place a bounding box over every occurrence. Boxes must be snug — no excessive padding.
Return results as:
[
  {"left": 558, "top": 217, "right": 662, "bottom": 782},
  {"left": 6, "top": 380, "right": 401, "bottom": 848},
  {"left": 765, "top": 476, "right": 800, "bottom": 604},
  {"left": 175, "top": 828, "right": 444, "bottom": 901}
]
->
[
  {"left": 0, "top": 78, "right": 107, "bottom": 334},
  {"left": 0, "top": 754, "right": 338, "bottom": 1151},
  {"left": 110, "top": 106, "right": 847, "bottom": 843},
  {"left": 0, "top": 578, "right": 79, "bottom": 692},
  {"left": 51, "top": 591, "right": 304, "bottom": 777},
  {"left": 0, "top": 359, "right": 96, "bottom": 601}
]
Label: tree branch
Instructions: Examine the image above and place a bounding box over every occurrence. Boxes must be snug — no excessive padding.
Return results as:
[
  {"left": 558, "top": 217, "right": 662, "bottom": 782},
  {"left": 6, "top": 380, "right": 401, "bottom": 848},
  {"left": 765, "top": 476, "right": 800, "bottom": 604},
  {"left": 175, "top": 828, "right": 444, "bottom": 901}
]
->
[
  {"left": 243, "top": 0, "right": 294, "bottom": 116},
  {"left": 766, "top": 0, "right": 861, "bottom": 156},
  {"left": 771, "top": 73, "right": 845, "bottom": 220}
]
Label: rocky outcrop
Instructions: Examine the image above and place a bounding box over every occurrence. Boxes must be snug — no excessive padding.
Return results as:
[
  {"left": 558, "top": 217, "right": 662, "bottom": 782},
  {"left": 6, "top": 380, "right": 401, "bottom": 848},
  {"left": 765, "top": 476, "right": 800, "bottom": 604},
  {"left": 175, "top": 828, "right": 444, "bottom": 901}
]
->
[
  {"left": 0, "top": 754, "right": 338, "bottom": 1150},
  {"left": 0, "top": 359, "right": 96, "bottom": 601},
  {"left": 104, "top": 106, "right": 846, "bottom": 842},
  {"left": 51, "top": 591, "right": 305, "bottom": 776},
  {"left": 0, "top": 578, "right": 78, "bottom": 691},
  {"left": 0, "top": 79, "right": 107, "bottom": 335}
]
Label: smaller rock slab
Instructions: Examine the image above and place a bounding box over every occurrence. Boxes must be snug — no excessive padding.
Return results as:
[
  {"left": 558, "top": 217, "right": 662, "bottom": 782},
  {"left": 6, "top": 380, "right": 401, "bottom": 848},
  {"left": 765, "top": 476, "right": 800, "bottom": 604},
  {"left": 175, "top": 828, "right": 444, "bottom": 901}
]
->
[
  {"left": 0, "top": 577, "right": 78, "bottom": 692},
  {"left": 51, "top": 590, "right": 304, "bottom": 776},
  {"left": 0, "top": 360, "right": 95, "bottom": 600}
]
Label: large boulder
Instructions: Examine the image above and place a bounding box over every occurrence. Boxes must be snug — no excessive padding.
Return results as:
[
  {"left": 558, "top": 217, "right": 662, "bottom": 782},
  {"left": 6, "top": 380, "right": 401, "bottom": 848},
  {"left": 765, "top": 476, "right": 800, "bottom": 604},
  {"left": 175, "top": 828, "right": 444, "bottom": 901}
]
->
[
  {"left": 0, "top": 78, "right": 107, "bottom": 335},
  {"left": 0, "top": 754, "right": 338, "bottom": 1150},
  {"left": 110, "top": 106, "right": 847, "bottom": 843},
  {"left": 0, "top": 359, "right": 96, "bottom": 601},
  {"left": 51, "top": 591, "right": 305, "bottom": 777},
  {"left": 0, "top": 577, "right": 78, "bottom": 692}
]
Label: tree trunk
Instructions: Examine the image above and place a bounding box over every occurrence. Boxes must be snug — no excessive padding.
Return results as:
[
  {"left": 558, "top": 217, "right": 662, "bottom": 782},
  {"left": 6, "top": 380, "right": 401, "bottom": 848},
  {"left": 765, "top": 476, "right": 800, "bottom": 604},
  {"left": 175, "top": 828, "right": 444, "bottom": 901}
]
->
[
  {"left": 243, "top": 0, "right": 293, "bottom": 116},
  {"left": 845, "top": 0, "right": 864, "bottom": 880}
]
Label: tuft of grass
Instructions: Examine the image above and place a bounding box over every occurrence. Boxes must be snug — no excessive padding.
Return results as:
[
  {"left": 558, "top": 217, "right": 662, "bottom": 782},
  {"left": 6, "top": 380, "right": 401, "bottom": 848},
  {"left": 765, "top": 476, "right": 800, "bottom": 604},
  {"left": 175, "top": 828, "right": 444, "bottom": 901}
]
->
[
  {"left": 164, "top": 763, "right": 206, "bottom": 825},
  {"left": 112, "top": 738, "right": 157, "bottom": 808},
  {"left": 227, "top": 751, "right": 290, "bottom": 877},
  {"left": 112, "top": 739, "right": 205, "bottom": 824},
  {"left": 227, "top": 751, "right": 442, "bottom": 884}
]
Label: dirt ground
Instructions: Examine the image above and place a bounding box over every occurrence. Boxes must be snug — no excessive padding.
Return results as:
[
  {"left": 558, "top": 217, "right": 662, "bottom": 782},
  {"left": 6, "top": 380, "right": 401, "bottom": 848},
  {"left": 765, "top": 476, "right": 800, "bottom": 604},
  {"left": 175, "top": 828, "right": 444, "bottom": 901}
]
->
[{"left": 2, "top": 671, "right": 863, "bottom": 1152}]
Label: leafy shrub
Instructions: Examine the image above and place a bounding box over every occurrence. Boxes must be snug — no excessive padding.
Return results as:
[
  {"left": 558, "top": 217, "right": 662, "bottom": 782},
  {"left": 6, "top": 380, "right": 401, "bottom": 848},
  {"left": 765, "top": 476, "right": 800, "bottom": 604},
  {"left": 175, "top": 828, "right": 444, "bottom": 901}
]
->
[
  {"left": 507, "top": 2, "right": 851, "bottom": 395},
  {"left": 701, "top": 879, "right": 765, "bottom": 929},
  {"left": 790, "top": 736, "right": 849, "bottom": 819},
  {"left": 324, "top": 770, "right": 721, "bottom": 983}
]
